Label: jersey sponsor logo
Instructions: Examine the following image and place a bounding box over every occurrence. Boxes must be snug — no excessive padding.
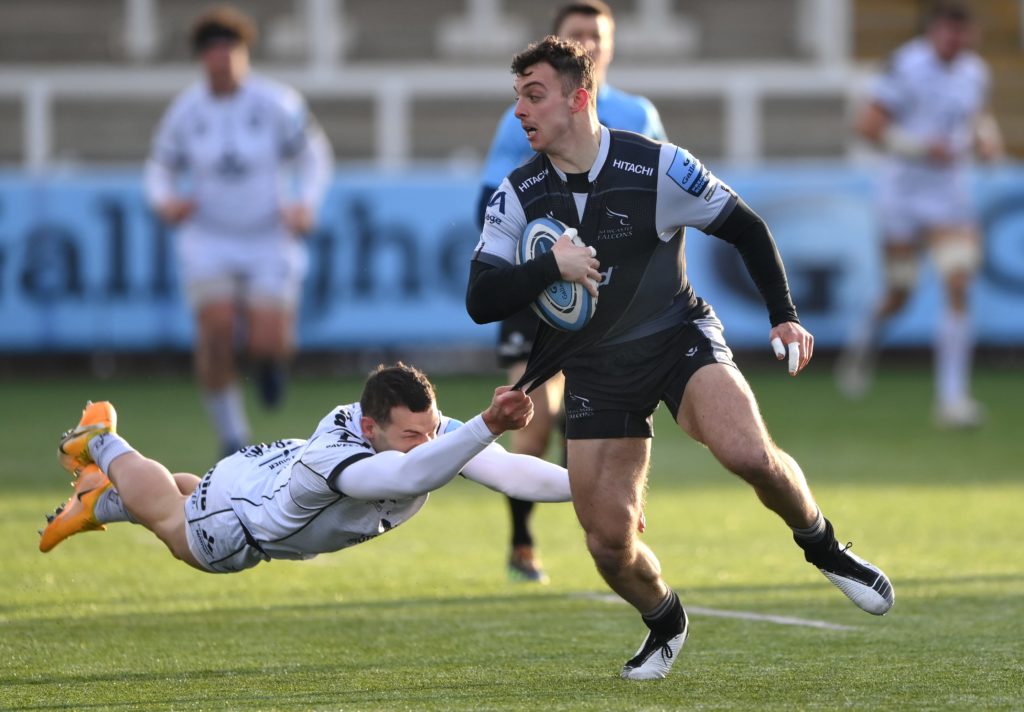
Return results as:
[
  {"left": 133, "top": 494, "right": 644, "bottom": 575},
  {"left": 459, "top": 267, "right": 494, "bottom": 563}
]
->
[
  {"left": 612, "top": 159, "right": 654, "bottom": 177},
  {"left": 197, "top": 476, "right": 212, "bottom": 510},
  {"left": 215, "top": 151, "right": 249, "bottom": 180},
  {"left": 597, "top": 266, "right": 616, "bottom": 287},
  {"left": 197, "top": 525, "right": 215, "bottom": 556},
  {"left": 667, "top": 147, "right": 710, "bottom": 197},
  {"left": 484, "top": 213, "right": 503, "bottom": 226},
  {"left": 518, "top": 169, "right": 548, "bottom": 193},
  {"left": 487, "top": 190, "right": 506, "bottom": 214}
]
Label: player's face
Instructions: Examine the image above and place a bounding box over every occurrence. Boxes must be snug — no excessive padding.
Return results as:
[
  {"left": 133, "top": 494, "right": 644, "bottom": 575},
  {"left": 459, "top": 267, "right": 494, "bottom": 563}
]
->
[
  {"left": 370, "top": 404, "right": 440, "bottom": 454},
  {"left": 514, "top": 62, "right": 576, "bottom": 152},
  {"left": 929, "top": 18, "right": 975, "bottom": 61},
  {"left": 200, "top": 39, "right": 250, "bottom": 94},
  {"left": 557, "top": 12, "right": 614, "bottom": 86}
]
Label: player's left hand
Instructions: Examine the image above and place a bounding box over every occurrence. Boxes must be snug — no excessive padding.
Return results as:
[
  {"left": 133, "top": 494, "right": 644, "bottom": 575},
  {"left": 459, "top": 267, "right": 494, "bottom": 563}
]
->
[
  {"left": 770, "top": 321, "right": 813, "bottom": 376},
  {"left": 281, "top": 204, "right": 314, "bottom": 235}
]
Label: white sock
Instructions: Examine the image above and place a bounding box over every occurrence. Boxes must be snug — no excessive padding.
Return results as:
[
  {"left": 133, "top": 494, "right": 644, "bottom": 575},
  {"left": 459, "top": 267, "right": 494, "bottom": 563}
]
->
[
  {"left": 202, "top": 384, "right": 251, "bottom": 450},
  {"left": 936, "top": 309, "right": 972, "bottom": 406},
  {"left": 93, "top": 487, "right": 136, "bottom": 524},
  {"left": 88, "top": 433, "right": 135, "bottom": 474},
  {"left": 849, "top": 314, "right": 878, "bottom": 358}
]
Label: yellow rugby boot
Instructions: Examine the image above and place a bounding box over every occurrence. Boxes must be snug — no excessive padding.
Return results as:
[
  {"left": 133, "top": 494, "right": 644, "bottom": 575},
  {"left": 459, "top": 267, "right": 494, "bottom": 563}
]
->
[
  {"left": 57, "top": 401, "right": 117, "bottom": 474},
  {"left": 39, "top": 464, "right": 112, "bottom": 553}
]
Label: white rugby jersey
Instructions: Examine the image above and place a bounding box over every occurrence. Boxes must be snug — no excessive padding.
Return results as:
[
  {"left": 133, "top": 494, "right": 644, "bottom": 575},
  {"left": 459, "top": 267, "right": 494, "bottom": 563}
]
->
[
  {"left": 223, "top": 403, "right": 571, "bottom": 562},
  {"left": 872, "top": 37, "right": 990, "bottom": 167},
  {"left": 145, "top": 73, "right": 333, "bottom": 239}
]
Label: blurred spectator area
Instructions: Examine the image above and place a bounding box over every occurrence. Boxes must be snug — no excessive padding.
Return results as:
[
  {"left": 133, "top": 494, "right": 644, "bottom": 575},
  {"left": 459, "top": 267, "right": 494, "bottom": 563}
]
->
[{"left": 0, "top": 0, "right": 1020, "bottom": 169}]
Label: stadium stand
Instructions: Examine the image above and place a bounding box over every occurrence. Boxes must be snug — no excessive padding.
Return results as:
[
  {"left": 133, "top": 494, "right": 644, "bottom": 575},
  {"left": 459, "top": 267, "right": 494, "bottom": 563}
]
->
[{"left": 0, "top": 0, "right": 1020, "bottom": 167}]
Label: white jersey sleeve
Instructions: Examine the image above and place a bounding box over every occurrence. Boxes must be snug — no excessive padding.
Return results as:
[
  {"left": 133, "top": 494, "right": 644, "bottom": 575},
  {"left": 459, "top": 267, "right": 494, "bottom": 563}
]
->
[
  {"left": 144, "top": 86, "right": 200, "bottom": 206},
  {"left": 473, "top": 176, "right": 528, "bottom": 268},
  {"left": 655, "top": 143, "right": 736, "bottom": 238},
  {"left": 273, "top": 83, "right": 334, "bottom": 210},
  {"left": 461, "top": 443, "right": 571, "bottom": 502},
  {"left": 335, "top": 415, "right": 499, "bottom": 500}
]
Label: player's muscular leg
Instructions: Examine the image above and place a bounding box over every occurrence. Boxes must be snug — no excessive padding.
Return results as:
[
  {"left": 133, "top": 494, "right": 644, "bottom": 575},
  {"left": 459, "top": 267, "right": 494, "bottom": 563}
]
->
[
  {"left": 172, "top": 472, "right": 201, "bottom": 496},
  {"left": 677, "top": 364, "right": 818, "bottom": 528},
  {"left": 105, "top": 453, "right": 204, "bottom": 569},
  {"left": 568, "top": 437, "right": 667, "bottom": 613},
  {"left": 508, "top": 362, "right": 563, "bottom": 457},
  {"left": 196, "top": 301, "right": 237, "bottom": 390},
  {"left": 247, "top": 306, "right": 294, "bottom": 362}
]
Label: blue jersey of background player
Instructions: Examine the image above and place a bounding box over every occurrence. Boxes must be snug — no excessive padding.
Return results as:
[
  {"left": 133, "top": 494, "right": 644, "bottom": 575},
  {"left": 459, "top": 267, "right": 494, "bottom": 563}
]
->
[{"left": 476, "top": 0, "right": 667, "bottom": 586}]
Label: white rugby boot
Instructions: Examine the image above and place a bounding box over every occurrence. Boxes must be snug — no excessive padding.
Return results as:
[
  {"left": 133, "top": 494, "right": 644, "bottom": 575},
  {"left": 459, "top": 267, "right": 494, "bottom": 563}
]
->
[{"left": 620, "top": 610, "right": 689, "bottom": 681}]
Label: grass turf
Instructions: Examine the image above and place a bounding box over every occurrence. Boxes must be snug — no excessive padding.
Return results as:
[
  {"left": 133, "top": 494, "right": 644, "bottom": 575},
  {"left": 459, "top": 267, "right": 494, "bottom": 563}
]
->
[{"left": 1, "top": 364, "right": 1022, "bottom": 710}]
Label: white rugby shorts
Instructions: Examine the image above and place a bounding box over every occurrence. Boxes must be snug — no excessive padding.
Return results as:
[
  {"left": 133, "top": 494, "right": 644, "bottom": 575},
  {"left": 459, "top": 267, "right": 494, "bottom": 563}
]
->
[
  {"left": 878, "top": 163, "right": 975, "bottom": 244},
  {"left": 176, "top": 227, "right": 308, "bottom": 310},
  {"left": 183, "top": 452, "right": 270, "bottom": 574}
]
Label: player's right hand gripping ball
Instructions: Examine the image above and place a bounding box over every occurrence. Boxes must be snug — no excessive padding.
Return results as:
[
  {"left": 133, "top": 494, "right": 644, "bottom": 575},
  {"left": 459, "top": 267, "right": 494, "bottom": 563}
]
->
[{"left": 516, "top": 217, "right": 597, "bottom": 331}]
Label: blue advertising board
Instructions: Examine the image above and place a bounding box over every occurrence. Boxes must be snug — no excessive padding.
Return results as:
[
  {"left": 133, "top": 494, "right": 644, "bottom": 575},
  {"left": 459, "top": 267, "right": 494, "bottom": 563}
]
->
[{"left": 0, "top": 165, "right": 1022, "bottom": 352}]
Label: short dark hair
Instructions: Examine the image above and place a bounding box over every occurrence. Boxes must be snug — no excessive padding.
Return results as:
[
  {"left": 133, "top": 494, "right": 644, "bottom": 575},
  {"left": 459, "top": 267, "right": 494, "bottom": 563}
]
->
[
  {"left": 190, "top": 4, "right": 258, "bottom": 54},
  {"left": 925, "top": 0, "right": 973, "bottom": 26},
  {"left": 512, "top": 35, "right": 596, "bottom": 100},
  {"left": 551, "top": 0, "right": 614, "bottom": 36},
  {"left": 360, "top": 362, "right": 436, "bottom": 424}
]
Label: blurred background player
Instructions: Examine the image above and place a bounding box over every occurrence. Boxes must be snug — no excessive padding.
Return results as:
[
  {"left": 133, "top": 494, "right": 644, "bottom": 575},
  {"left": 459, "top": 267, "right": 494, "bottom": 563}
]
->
[
  {"left": 476, "top": 0, "right": 667, "bottom": 584},
  {"left": 145, "top": 5, "right": 334, "bottom": 455},
  {"left": 836, "top": 1, "right": 1003, "bottom": 428}
]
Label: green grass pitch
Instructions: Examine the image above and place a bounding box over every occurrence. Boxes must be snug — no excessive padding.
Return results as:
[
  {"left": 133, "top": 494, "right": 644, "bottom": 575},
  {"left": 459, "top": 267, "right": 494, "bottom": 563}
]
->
[{"left": 1, "top": 363, "right": 1022, "bottom": 710}]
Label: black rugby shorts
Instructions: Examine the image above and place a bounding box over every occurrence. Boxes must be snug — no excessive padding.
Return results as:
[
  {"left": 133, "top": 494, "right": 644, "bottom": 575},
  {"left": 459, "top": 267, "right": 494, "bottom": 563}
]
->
[{"left": 562, "top": 317, "right": 737, "bottom": 439}]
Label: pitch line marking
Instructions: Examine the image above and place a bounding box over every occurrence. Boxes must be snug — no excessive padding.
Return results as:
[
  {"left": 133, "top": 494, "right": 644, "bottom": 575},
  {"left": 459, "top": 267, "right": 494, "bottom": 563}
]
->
[{"left": 579, "top": 593, "right": 859, "bottom": 631}]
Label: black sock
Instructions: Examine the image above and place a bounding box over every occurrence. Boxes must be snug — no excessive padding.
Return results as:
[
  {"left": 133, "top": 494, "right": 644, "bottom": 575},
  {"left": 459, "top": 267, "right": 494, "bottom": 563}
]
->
[
  {"left": 794, "top": 515, "right": 837, "bottom": 563},
  {"left": 508, "top": 497, "right": 534, "bottom": 548},
  {"left": 642, "top": 590, "right": 686, "bottom": 639},
  {"left": 257, "top": 361, "right": 287, "bottom": 409}
]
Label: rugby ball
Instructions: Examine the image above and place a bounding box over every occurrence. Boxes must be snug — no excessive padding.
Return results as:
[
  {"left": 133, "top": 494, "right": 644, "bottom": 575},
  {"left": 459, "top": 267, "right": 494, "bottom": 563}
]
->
[{"left": 516, "top": 217, "right": 597, "bottom": 331}]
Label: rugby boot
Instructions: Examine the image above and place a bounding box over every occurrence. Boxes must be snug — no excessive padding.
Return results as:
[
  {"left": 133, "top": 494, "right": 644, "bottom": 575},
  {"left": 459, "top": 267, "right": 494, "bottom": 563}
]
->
[
  {"left": 507, "top": 545, "right": 549, "bottom": 584},
  {"left": 935, "top": 398, "right": 984, "bottom": 430},
  {"left": 621, "top": 609, "right": 689, "bottom": 680},
  {"left": 38, "top": 464, "right": 111, "bottom": 553},
  {"left": 58, "top": 401, "right": 117, "bottom": 474},
  {"left": 797, "top": 519, "right": 894, "bottom": 615}
]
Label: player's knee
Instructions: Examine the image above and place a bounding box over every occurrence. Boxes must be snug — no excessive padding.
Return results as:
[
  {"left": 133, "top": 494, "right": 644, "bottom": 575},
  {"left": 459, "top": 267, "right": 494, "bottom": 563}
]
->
[
  {"left": 885, "top": 255, "right": 919, "bottom": 292},
  {"left": 585, "top": 528, "right": 634, "bottom": 575},
  {"left": 587, "top": 539, "right": 631, "bottom": 577},
  {"left": 933, "top": 238, "right": 980, "bottom": 283}
]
